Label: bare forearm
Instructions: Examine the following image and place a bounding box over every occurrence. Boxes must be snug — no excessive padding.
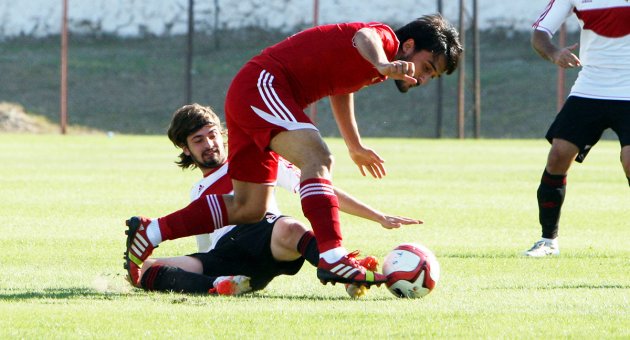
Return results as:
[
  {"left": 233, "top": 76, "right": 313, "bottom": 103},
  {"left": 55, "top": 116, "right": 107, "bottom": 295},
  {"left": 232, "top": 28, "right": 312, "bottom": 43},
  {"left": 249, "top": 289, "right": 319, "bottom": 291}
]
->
[
  {"left": 330, "top": 93, "right": 362, "bottom": 151},
  {"left": 532, "top": 29, "right": 581, "bottom": 68},
  {"left": 531, "top": 30, "right": 559, "bottom": 62},
  {"left": 334, "top": 187, "right": 382, "bottom": 222}
]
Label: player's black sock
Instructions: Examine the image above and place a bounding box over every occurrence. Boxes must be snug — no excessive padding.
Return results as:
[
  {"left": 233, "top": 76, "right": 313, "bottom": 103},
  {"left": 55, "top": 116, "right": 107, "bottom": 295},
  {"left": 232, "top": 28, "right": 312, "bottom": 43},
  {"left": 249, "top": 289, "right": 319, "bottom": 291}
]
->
[
  {"left": 297, "top": 230, "right": 319, "bottom": 267},
  {"left": 537, "top": 169, "right": 566, "bottom": 239},
  {"left": 140, "top": 264, "right": 216, "bottom": 294},
  {"left": 627, "top": 176, "right": 629, "bottom": 187}
]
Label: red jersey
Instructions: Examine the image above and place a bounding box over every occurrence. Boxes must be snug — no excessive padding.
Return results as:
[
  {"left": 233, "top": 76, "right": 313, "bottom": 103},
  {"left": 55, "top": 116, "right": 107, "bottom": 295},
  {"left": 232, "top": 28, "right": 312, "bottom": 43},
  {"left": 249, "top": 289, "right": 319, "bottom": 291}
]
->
[{"left": 250, "top": 22, "right": 399, "bottom": 108}]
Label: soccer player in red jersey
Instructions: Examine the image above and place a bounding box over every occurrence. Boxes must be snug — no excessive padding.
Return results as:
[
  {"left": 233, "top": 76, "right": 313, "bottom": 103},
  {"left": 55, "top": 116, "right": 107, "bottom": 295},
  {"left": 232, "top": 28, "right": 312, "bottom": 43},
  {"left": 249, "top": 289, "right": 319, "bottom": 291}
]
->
[
  {"left": 126, "top": 104, "right": 420, "bottom": 297},
  {"left": 126, "top": 14, "right": 461, "bottom": 287},
  {"left": 524, "top": 0, "right": 630, "bottom": 257}
]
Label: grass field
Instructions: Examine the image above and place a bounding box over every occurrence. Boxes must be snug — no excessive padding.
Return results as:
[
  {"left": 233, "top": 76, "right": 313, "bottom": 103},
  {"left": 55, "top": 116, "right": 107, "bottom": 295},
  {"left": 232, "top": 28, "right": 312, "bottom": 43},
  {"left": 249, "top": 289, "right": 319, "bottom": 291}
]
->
[{"left": 0, "top": 134, "right": 628, "bottom": 338}]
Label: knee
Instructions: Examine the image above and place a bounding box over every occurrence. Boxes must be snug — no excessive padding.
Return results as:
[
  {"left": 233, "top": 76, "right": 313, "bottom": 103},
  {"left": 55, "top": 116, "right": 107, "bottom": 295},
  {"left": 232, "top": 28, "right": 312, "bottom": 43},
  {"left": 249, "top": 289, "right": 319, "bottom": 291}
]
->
[
  {"left": 621, "top": 159, "right": 630, "bottom": 178},
  {"left": 546, "top": 148, "right": 572, "bottom": 174},
  {"left": 276, "top": 220, "right": 308, "bottom": 245},
  {"left": 326, "top": 153, "right": 335, "bottom": 171},
  {"left": 306, "top": 149, "right": 334, "bottom": 171},
  {"left": 621, "top": 153, "right": 630, "bottom": 176},
  {"left": 270, "top": 218, "right": 308, "bottom": 262}
]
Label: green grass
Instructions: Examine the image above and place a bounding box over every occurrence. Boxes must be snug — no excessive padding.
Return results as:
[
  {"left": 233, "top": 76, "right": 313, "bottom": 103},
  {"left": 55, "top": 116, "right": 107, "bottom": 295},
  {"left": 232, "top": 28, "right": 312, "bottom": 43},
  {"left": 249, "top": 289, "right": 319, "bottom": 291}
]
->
[{"left": 0, "top": 134, "right": 628, "bottom": 338}]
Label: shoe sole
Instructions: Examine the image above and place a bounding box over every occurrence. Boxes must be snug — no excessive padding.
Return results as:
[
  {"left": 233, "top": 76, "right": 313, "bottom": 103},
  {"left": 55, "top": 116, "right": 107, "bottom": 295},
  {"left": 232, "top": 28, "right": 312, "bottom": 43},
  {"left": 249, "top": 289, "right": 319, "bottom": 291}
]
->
[
  {"left": 523, "top": 252, "right": 560, "bottom": 257},
  {"left": 317, "top": 269, "right": 385, "bottom": 287},
  {"left": 123, "top": 217, "right": 141, "bottom": 286}
]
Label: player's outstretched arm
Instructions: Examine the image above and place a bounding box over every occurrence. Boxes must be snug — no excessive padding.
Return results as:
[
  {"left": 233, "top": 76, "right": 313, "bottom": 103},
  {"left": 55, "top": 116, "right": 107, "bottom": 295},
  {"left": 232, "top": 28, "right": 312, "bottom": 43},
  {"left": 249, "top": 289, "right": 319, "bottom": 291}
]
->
[
  {"left": 333, "top": 186, "right": 422, "bottom": 229},
  {"left": 532, "top": 29, "right": 581, "bottom": 68},
  {"left": 330, "top": 93, "right": 386, "bottom": 179}
]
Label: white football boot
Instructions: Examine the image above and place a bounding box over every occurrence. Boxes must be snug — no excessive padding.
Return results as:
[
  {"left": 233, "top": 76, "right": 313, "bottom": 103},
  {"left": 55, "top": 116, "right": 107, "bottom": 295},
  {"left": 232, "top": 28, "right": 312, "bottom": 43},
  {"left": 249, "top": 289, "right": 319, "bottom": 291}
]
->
[{"left": 523, "top": 239, "right": 560, "bottom": 257}]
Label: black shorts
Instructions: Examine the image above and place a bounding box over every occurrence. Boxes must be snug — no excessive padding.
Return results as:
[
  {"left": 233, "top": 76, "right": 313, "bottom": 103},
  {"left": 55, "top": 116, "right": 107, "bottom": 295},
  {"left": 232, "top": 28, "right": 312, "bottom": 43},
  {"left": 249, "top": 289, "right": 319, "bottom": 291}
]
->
[
  {"left": 546, "top": 96, "right": 630, "bottom": 162},
  {"left": 188, "top": 214, "right": 305, "bottom": 291}
]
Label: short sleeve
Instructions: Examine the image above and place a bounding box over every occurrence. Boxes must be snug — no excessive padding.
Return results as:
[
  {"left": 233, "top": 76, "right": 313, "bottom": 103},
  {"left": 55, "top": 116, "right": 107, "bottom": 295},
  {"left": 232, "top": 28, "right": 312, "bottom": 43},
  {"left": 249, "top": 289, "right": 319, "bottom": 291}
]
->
[{"left": 532, "top": 0, "right": 575, "bottom": 36}]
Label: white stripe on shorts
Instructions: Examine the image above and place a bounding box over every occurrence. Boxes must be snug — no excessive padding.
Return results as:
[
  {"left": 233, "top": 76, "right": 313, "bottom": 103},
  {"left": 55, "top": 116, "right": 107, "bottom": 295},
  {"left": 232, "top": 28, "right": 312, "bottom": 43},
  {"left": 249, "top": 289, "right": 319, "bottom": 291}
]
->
[{"left": 252, "top": 70, "right": 317, "bottom": 131}]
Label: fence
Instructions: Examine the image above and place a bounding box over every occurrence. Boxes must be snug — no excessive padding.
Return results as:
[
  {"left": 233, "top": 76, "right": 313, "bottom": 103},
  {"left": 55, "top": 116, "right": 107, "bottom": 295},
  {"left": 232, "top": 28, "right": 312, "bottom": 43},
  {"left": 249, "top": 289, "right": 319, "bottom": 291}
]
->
[{"left": 0, "top": 0, "right": 578, "bottom": 138}]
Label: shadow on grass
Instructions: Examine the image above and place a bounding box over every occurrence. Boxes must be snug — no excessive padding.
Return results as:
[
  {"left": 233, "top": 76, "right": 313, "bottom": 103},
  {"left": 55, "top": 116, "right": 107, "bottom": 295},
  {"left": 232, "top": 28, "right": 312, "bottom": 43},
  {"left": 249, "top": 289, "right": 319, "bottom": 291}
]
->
[
  {"left": 441, "top": 252, "right": 625, "bottom": 259},
  {"left": 0, "top": 287, "right": 127, "bottom": 301},
  {"left": 483, "top": 283, "right": 630, "bottom": 290},
  {"left": 165, "top": 292, "right": 392, "bottom": 304},
  {"left": 0, "top": 287, "right": 390, "bottom": 302}
]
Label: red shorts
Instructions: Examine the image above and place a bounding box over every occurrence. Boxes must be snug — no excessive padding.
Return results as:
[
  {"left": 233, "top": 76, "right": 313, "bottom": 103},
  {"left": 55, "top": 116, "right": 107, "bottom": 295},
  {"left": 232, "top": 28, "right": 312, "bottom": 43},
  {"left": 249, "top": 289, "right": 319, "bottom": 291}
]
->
[{"left": 224, "top": 62, "right": 317, "bottom": 184}]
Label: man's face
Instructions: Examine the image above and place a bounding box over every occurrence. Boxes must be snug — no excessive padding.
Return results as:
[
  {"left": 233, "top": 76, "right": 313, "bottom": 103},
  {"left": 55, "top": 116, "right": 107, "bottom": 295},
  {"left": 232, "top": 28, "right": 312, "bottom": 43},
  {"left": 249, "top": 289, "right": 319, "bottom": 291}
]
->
[
  {"left": 183, "top": 124, "right": 226, "bottom": 173},
  {"left": 395, "top": 41, "right": 447, "bottom": 93}
]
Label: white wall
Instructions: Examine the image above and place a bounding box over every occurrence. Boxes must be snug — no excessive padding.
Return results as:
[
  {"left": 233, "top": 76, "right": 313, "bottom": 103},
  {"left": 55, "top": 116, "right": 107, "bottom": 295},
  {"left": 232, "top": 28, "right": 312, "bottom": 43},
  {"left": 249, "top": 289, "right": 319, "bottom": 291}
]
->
[{"left": 0, "top": 0, "right": 574, "bottom": 38}]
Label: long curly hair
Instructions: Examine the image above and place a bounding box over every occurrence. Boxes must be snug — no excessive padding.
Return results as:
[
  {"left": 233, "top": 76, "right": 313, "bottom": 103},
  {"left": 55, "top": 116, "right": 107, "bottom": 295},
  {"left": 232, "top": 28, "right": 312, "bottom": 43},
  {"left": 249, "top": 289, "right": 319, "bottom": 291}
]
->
[{"left": 167, "top": 103, "right": 224, "bottom": 169}]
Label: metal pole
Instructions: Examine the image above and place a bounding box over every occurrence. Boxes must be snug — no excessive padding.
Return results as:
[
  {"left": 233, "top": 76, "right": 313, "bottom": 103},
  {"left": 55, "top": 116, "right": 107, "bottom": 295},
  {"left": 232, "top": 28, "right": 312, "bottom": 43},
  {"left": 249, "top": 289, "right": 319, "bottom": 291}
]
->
[
  {"left": 457, "top": 0, "right": 466, "bottom": 139},
  {"left": 472, "top": 0, "right": 481, "bottom": 138},
  {"left": 435, "top": 0, "right": 443, "bottom": 138},
  {"left": 214, "top": 0, "right": 220, "bottom": 49},
  {"left": 185, "top": 0, "right": 194, "bottom": 104},
  {"left": 60, "top": 0, "right": 68, "bottom": 134},
  {"left": 308, "top": 0, "right": 319, "bottom": 124},
  {"left": 556, "top": 23, "right": 566, "bottom": 112}
]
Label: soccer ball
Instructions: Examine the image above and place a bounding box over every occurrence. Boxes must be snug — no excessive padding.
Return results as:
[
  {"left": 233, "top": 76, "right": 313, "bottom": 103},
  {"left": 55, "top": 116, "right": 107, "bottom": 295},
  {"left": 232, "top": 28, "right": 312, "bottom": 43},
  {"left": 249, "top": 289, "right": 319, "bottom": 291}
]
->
[{"left": 382, "top": 243, "right": 440, "bottom": 298}]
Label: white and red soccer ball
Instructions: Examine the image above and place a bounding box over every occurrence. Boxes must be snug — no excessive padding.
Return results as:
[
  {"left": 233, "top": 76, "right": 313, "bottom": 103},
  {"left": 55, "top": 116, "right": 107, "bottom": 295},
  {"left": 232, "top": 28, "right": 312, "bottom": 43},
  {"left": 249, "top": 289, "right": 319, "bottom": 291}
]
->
[{"left": 382, "top": 243, "right": 440, "bottom": 298}]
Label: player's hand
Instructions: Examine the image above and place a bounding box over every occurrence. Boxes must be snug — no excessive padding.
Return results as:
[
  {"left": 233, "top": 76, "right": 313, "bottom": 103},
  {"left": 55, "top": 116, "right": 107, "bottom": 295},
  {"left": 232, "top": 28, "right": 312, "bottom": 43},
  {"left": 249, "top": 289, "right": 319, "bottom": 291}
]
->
[
  {"left": 378, "top": 215, "right": 423, "bottom": 229},
  {"left": 348, "top": 146, "right": 386, "bottom": 178},
  {"left": 376, "top": 60, "right": 418, "bottom": 85},
  {"left": 551, "top": 43, "right": 581, "bottom": 68}
]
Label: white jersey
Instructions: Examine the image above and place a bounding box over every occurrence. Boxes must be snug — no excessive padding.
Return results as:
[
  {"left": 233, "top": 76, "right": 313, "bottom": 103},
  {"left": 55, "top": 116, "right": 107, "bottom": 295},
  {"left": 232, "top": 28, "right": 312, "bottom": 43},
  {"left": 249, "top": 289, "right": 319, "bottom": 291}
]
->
[
  {"left": 533, "top": 0, "right": 630, "bottom": 100},
  {"left": 189, "top": 158, "right": 301, "bottom": 253}
]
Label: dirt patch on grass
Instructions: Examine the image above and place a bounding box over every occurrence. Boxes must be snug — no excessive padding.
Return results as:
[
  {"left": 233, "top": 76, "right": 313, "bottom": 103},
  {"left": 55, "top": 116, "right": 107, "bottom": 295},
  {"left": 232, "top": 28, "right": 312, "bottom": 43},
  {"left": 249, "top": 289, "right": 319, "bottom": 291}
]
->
[
  {"left": 0, "top": 102, "right": 58, "bottom": 133},
  {"left": 0, "top": 102, "right": 102, "bottom": 134}
]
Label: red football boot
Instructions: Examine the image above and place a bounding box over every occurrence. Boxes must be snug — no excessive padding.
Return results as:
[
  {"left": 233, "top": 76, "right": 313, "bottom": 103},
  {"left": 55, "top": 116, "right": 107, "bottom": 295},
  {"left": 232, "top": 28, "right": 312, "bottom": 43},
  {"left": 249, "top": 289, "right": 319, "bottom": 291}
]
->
[
  {"left": 208, "top": 276, "right": 252, "bottom": 296},
  {"left": 317, "top": 250, "right": 386, "bottom": 287},
  {"left": 123, "top": 216, "right": 157, "bottom": 287},
  {"left": 345, "top": 254, "right": 381, "bottom": 298}
]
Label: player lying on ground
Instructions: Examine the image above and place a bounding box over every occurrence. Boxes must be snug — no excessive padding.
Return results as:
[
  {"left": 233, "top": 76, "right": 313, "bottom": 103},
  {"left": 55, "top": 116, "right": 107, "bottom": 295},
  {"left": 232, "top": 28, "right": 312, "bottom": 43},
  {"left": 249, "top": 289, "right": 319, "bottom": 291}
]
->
[
  {"left": 135, "top": 213, "right": 379, "bottom": 298},
  {"left": 126, "top": 104, "right": 421, "bottom": 296},
  {"left": 125, "top": 14, "right": 461, "bottom": 288}
]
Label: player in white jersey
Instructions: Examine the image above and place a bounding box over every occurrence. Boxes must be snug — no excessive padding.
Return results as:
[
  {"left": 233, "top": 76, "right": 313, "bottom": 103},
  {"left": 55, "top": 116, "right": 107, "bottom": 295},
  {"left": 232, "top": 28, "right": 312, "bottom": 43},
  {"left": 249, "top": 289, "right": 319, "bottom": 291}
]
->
[
  {"left": 524, "top": 0, "right": 630, "bottom": 257},
  {"left": 127, "top": 104, "right": 421, "bottom": 296}
]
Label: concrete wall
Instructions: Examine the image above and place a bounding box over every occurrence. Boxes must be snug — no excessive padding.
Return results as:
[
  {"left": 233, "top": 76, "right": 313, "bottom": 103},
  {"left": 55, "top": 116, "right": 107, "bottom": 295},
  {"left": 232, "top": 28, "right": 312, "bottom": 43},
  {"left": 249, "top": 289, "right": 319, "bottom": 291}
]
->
[{"left": 0, "top": 0, "right": 577, "bottom": 38}]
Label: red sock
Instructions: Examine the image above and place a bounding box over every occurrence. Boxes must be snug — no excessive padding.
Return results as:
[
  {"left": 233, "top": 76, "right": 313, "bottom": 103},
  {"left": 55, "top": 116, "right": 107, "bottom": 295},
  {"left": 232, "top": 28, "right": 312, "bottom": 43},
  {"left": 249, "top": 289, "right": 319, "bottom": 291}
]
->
[
  {"left": 297, "top": 230, "right": 318, "bottom": 266},
  {"left": 158, "top": 194, "right": 228, "bottom": 241},
  {"left": 299, "top": 178, "right": 342, "bottom": 252}
]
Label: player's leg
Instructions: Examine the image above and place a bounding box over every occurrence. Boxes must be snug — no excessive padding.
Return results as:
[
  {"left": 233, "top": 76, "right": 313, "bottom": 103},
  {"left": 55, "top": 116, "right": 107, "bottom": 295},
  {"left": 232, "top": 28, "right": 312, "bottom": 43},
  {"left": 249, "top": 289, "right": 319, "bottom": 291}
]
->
[
  {"left": 622, "top": 145, "right": 630, "bottom": 186},
  {"left": 538, "top": 138, "right": 577, "bottom": 237},
  {"left": 270, "top": 130, "right": 386, "bottom": 286},
  {"left": 526, "top": 96, "right": 607, "bottom": 257},
  {"left": 526, "top": 141, "right": 575, "bottom": 257},
  {"left": 225, "top": 65, "right": 385, "bottom": 286},
  {"left": 155, "top": 181, "right": 274, "bottom": 241},
  {"left": 270, "top": 217, "right": 312, "bottom": 263},
  {"left": 124, "top": 178, "right": 275, "bottom": 286},
  {"left": 613, "top": 100, "right": 630, "bottom": 186},
  {"left": 138, "top": 256, "right": 252, "bottom": 295},
  {"left": 138, "top": 256, "right": 210, "bottom": 292}
]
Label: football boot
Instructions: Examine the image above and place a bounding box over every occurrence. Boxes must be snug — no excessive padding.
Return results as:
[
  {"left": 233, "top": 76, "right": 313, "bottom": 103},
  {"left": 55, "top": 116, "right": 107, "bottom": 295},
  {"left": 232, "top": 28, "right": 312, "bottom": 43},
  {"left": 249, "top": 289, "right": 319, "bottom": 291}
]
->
[{"left": 123, "top": 216, "right": 156, "bottom": 287}]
